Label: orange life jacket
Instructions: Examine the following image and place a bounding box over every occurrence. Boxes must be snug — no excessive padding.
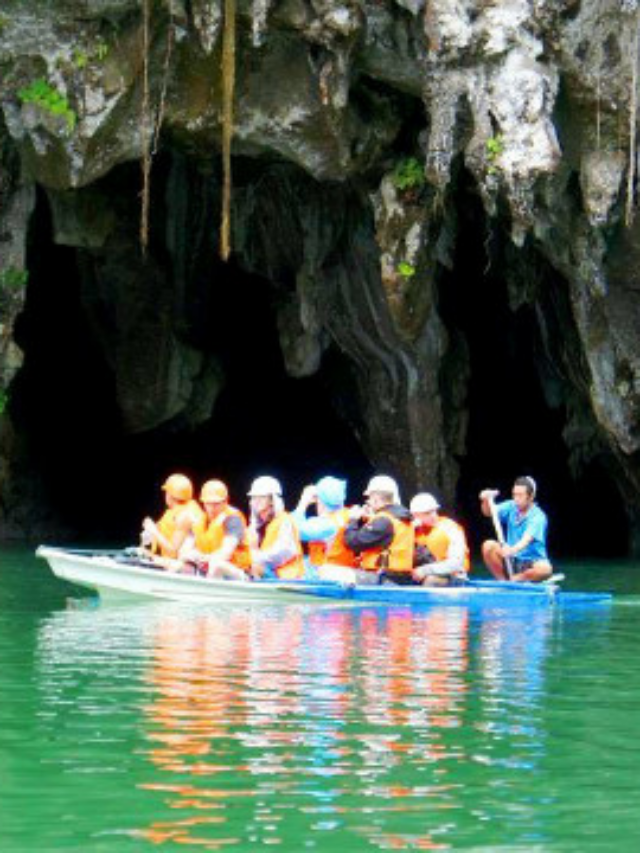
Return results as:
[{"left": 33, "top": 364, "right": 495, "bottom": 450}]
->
[
  {"left": 360, "top": 509, "right": 415, "bottom": 574},
  {"left": 307, "top": 508, "right": 357, "bottom": 567},
  {"left": 194, "top": 505, "right": 252, "bottom": 571},
  {"left": 256, "top": 511, "right": 305, "bottom": 580},
  {"left": 415, "top": 516, "right": 470, "bottom": 571},
  {"left": 154, "top": 500, "right": 205, "bottom": 558}
]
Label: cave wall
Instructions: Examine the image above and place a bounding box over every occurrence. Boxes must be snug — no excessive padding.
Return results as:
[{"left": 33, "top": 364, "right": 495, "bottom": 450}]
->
[{"left": 1, "top": 1, "right": 640, "bottom": 548}]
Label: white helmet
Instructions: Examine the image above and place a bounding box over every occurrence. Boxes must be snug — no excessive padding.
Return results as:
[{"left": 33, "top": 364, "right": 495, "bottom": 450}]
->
[
  {"left": 364, "top": 475, "right": 401, "bottom": 504},
  {"left": 247, "top": 475, "right": 283, "bottom": 498},
  {"left": 410, "top": 492, "right": 440, "bottom": 514}
]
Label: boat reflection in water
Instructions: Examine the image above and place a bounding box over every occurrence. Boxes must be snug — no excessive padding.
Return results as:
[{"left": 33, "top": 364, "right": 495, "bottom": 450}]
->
[
  {"left": 134, "top": 605, "right": 513, "bottom": 849},
  {"left": 34, "top": 600, "right": 610, "bottom": 849}
]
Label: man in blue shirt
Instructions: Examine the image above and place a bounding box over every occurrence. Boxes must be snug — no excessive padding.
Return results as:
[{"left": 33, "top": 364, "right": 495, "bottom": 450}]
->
[{"left": 479, "top": 476, "right": 553, "bottom": 582}]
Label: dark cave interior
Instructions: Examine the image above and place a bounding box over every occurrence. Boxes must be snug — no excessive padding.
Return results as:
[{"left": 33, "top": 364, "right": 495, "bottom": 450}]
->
[
  {"left": 446, "top": 177, "right": 627, "bottom": 558},
  {"left": 12, "top": 186, "right": 374, "bottom": 544},
  {"left": 7, "top": 171, "right": 629, "bottom": 558}
]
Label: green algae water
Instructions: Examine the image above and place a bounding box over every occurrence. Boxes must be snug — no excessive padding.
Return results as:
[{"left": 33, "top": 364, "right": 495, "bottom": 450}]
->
[{"left": 1, "top": 546, "right": 639, "bottom": 852}]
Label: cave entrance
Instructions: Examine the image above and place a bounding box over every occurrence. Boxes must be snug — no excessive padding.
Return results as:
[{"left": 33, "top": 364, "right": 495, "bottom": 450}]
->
[
  {"left": 444, "top": 175, "right": 628, "bottom": 558},
  {"left": 9, "top": 164, "right": 630, "bottom": 557},
  {"left": 12, "top": 189, "right": 371, "bottom": 542}
]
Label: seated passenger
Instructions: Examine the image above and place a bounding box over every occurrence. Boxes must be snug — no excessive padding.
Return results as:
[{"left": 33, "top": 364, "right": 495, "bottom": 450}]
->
[
  {"left": 192, "top": 479, "right": 252, "bottom": 581},
  {"left": 339, "top": 475, "right": 415, "bottom": 585},
  {"left": 141, "top": 473, "right": 205, "bottom": 562},
  {"left": 292, "top": 476, "right": 357, "bottom": 575},
  {"left": 247, "top": 476, "right": 305, "bottom": 580},
  {"left": 410, "top": 493, "right": 470, "bottom": 586}
]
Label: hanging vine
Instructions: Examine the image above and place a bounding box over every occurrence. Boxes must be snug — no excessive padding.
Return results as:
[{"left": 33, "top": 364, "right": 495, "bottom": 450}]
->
[{"left": 220, "top": 0, "right": 237, "bottom": 261}]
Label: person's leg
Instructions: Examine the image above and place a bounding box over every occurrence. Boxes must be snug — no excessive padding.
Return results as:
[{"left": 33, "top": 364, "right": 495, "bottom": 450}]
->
[
  {"left": 419, "top": 574, "right": 449, "bottom": 587},
  {"left": 318, "top": 564, "right": 357, "bottom": 585},
  {"left": 512, "top": 560, "right": 553, "bottom": 583},
  {"left": 482, "top": 539, "right": 508, "bottom": 580},
  {"left": 380, "top": 571, "right": 421, "bottom": 586},
  {"left": 208, "top": 561, "right": 248, "bottom": 581},
  {"left": 354, "top": 569, "right": 380, "bottom": 586}
]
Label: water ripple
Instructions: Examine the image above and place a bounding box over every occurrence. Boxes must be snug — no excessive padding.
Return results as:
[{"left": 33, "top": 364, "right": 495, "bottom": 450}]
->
[{"left": 2, "top": 554, "right": 640, "bottom": 850}]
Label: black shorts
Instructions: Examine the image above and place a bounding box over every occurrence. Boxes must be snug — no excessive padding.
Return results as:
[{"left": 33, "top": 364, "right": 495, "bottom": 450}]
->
[
  {"left": 512, "top": 560, "right": 534, "bottom": 572},
  {"left": 378, "top": 570, "right": 419, "bottom": 586}
]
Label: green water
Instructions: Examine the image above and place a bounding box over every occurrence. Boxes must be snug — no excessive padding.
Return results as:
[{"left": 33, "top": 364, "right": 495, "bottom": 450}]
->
[{"left": 1, "top": 546, "right": 639, "bottom": 851}]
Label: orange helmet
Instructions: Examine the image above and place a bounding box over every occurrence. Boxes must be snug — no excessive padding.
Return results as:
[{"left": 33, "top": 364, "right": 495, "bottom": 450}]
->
[
  {"left": 200, "top": 479, "right": 229, "bottom": 504},
  {"left": 161, "top": 473, "right": 193, "bottom": 502}
]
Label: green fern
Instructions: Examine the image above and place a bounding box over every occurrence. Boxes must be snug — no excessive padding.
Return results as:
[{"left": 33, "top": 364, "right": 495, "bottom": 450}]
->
[
  {"left": 18, "top": 78, "right": 77, "bottom": 132},
  {"left": 485, "top": 134, "right": 505, "bottom": 173},
  {"left": 391, "top": 158, "right": 425, "bottom": 193},
  {"left": 398, "top": 262, "right": 416, "bottom": 279},
  {"left": 0, "top": 267, "right": 29, "bottom": 290}
]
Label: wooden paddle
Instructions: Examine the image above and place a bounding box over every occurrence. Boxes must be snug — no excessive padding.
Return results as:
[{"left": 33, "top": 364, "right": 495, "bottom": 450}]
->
[{"left": 487, "top": 493, "right": 514, "bottom": 580}]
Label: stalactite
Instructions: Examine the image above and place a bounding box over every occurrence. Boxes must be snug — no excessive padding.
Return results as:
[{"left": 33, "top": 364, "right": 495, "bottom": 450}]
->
[
  {"left": 220, "top": 0, "right": 236, "bottom": 261},
  {"left": 596, "top": 47, "right": 601, "bottom": 151},
  {"left": 625, "top": 9, "right": 640, "bottom": 226},
  {"left": 251, "top": 0, "right": 272, "bottom": 47},
  {"left": 140, "top": 0, "right": 152, "bottom": 254},
  {"left": 140, "top": 1, "right": 175, "bottom": 253},
  {"left": 152, "top": 15, "right": 175, "bottom": 155}
]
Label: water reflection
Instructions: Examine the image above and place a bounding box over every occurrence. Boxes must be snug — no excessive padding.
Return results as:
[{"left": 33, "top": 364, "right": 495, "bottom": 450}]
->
[
  {"left": 33, "top": 601, "right": 612, "bottom": 849},
  {"left": 134, "top": 606, "right": 483, "bottom": 849}
]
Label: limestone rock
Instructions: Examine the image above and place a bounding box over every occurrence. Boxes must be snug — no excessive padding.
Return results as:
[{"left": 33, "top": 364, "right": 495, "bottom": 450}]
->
[{"left": 2, "top": 0, "right": 640, "bottom": 546}]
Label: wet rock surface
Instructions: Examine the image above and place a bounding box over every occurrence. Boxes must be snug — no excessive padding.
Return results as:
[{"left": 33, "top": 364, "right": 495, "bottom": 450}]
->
[{"left": 1, "top": 0, "right": 640, "bottom": 548}]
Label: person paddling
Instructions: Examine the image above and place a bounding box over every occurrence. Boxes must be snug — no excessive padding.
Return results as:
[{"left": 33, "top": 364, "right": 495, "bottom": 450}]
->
[{"left": 479, "top": 476, "right": 553, "bottom": 582}]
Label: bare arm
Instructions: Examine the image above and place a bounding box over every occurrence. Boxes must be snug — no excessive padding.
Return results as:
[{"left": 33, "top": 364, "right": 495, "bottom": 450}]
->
[
  {"left": 501, "top": 532, "right": 533, "bottom": 558},
  {"left": 142, "top": 517, "right": 175, "bottom": 556}
]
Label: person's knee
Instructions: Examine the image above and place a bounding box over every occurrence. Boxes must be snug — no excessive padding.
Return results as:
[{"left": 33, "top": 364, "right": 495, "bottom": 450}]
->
[
  {"left": 533, "top": 561, "right": 553, "bottom": 580},
  {"left": 482, "top": 539, "right": 500, "bottom": 559}
]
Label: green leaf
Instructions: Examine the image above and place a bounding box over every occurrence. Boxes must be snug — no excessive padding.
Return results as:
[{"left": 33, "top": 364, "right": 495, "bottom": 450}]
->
[
  {"left": 17, "top": 78, "right": 76, "bottom": 134},
  {"left": 391, "top": 157, "right": 425, "bottom": 192},
  {"left": 94, "top": 40, "right": 109, "bottom": 62},
  {"left": 74, "top": 50, "right": 89, "bottom": 69},
  {"left": 0, "top": 267, "right": 29, "bottom": 290},
  {"left": 398, "top": 262, "right": 416, "bottom": 279}
]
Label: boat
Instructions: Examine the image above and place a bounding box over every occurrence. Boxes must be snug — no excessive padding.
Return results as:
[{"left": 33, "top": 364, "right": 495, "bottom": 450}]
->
[{"left": 36, "top": 546, "right": 612, "bottom": 608}]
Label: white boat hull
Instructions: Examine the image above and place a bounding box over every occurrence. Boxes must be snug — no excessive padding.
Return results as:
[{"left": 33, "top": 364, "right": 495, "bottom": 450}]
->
[{"left": 36, "top": 547, "right": 322, "bottom": 605}]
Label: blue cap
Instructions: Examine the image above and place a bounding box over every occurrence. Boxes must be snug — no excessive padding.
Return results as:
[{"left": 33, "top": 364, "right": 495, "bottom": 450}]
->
[{"left": 316, "top": 476, "right": 347, "bottom": 509}]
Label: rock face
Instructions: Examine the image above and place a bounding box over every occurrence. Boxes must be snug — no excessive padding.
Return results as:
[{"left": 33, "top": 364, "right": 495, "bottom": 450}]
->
[{"left": 1, "top": 1, "right": 640, "bottom": 547}]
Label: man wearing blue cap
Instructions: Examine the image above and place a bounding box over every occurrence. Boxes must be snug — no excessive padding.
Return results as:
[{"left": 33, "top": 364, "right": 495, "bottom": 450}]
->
[{"left": 292, "top": 476, "right": 356, "bottom": 574}]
